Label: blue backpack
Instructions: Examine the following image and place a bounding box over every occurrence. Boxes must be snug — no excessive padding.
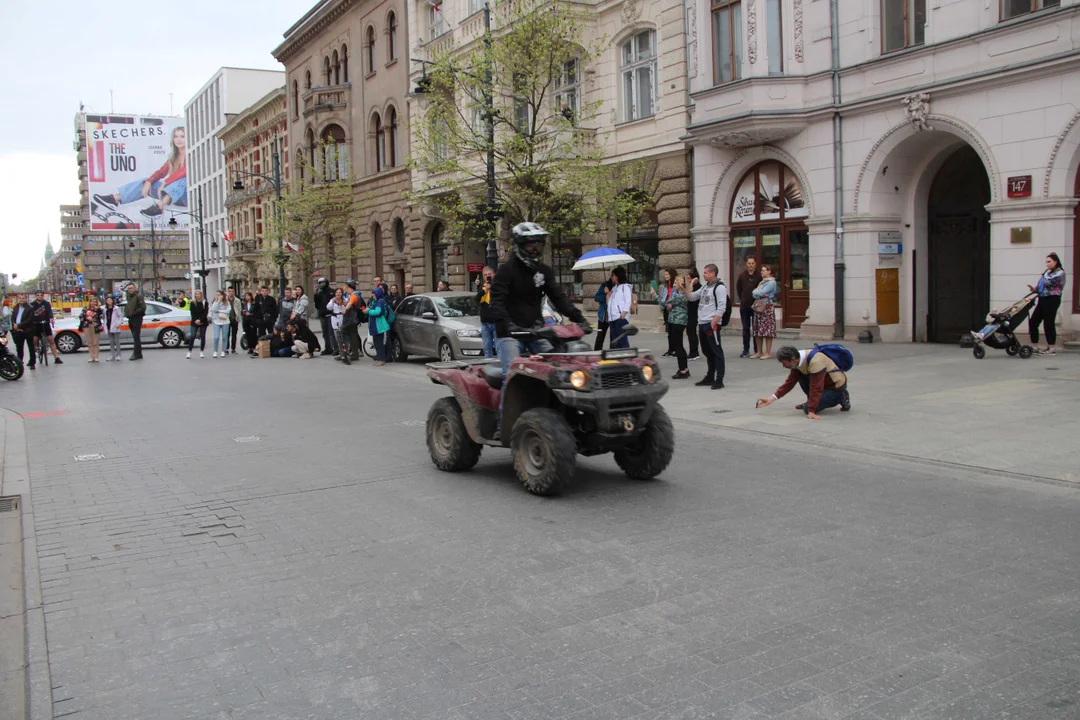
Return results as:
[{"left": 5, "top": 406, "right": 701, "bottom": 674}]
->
[{"left": 808, "top": 343, "right": 854, "bottom": 372}]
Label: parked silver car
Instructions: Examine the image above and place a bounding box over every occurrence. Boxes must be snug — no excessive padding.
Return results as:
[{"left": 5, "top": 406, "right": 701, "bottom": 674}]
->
[{"left": 391, "top": 292, "right": 485, "bottom": 362}]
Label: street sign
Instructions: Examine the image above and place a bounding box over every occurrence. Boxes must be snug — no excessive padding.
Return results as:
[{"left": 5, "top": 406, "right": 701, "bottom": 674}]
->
[{"left": 1007, "top": 175, "right": 1032, "bottom": 198}]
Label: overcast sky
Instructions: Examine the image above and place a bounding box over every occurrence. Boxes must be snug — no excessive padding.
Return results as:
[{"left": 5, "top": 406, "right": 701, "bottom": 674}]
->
[{"left": 0, "top": 0, "right": 305, "bottom": 282}]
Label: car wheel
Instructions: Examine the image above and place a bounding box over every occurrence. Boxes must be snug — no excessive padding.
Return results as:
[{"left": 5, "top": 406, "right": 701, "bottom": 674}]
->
[
  {"left": 510, "top": 408, "right": 576, "bottom": 496},
  {"left": 426, "top": 397, "right": 482, "bottom": 471},
  {"left": 159, "top": 327, "right": 184, "bottom": 349},
  {"left": 614, "top": 406, "right": 675, "bottom": 480},
  {"left": 0, "top": 356, "right": 23, "bottom": 381},
  {"left": 55, "top": 331, "right": 81, "bottom": 354},
  {"left": 392, "top": 336, "right": 408, "bottom": 363},
  {"left": 438, "top": 339, "right": 454, "bottom": 363}
]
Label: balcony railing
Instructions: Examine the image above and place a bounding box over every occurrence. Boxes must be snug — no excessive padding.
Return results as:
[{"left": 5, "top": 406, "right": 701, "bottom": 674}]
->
[
  {"left": 230, "top": 238, "right": 261, "bottom": 257},
  {"left": 302, "top": 84, "right": 350, "bottom": 117}
]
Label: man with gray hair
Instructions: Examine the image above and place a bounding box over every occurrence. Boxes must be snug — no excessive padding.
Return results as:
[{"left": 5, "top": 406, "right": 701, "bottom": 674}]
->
[{"left": 756, "top": 345, "right": 851, "bottom": 420}]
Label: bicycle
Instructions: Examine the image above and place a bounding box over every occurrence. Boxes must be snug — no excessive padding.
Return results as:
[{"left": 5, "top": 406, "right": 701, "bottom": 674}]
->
[{"left": 35, "top": 332, "right": 49, "bottom": 367}]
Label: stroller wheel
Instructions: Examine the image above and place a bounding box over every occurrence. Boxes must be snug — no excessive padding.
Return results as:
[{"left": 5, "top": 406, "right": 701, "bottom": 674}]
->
[
  {"left": 973, "top": 345, "right": 986, "bottom": 360},
  {"left": 1006, "top": 342, "right": 1020, "bottom": 356},
  {"left": 1019, "top": 345, "right": 1034, "bottom": 359}
]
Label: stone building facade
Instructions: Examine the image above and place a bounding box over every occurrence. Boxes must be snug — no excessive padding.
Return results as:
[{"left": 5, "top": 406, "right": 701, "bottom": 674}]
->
[
  {"left": 273, "top": 0, "right": 419, "bottom": 294},
  {"left": 687, "top": 0, "right": 1080, "bottom": 343},
  {"left": 218, "top": 87, "right": 290, "bottom": 294},
  {"left": 406, "top": 0, "right": 692, "bottom": 308}
]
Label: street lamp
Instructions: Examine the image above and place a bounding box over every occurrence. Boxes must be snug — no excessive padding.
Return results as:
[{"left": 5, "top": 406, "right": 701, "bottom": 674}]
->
[
  {"left": 167, "top": 190, "right": 210, "bottom": 297},
  {"left": 232, "top": 135, "right": 285, "bottom": 297},
  {"left": 413, "top": 1, "right": 500, "bottom": 271}
]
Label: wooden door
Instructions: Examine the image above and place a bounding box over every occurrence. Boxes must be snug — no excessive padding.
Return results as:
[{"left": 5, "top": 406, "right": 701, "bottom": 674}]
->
[{"left": 783, "top": 228, "right": 809, "bottom": 327}]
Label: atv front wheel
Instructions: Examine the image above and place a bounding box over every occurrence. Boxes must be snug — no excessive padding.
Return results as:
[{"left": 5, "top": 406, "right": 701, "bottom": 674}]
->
[
  {"left": 426, "top": 397, "right": 482, "bottom": 471},
  {"left": 510, "top": 408, "right": 576, "bottom": 496},
  {"left": 614, "top": 406, "right": 674, "bottom": 480}
]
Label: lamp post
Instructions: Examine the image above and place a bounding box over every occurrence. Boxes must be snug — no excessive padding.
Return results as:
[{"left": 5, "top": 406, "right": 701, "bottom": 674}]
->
[
  {"left": 167, "top": 190, "right": 216, "bottom": 297},
  {"left": 232, "top": 135, "right": 285, "bottom": 297},
  {"left": 413, "top": 1, "right": 500, "bottom": 271}
]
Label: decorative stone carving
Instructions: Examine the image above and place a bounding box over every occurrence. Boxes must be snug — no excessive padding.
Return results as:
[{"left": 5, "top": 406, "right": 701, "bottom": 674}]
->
[
  {"left": 793, "top": 0, "right": 803, "bottom": 63},
  {"left": 902, "top": 93, "right": 933, "bottom": 132},
  {"left": 747, "top": 0, "right": 757, "bottom": 65},
  {"left": 621, "top": 0, "right": 642, "bottom": 25},
  {"left": 686, "top": 0, "right": 699, "bottom": 77}
]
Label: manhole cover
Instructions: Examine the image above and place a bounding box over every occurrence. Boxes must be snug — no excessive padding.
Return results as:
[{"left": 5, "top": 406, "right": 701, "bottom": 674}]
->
[
  {"left": 399, "top": 420, "right": 425, "bottom": 427},
  {"left": 75, "top": 454, "right": 105, "bottom": 462},
  {"left": 233, "top": 436, "right": 262, "bottom": 443}
]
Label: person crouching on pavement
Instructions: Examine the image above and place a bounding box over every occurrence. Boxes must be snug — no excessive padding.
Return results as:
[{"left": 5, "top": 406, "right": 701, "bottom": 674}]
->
[
  {"left": 286, "top": 320, "right": 320, "bottom": 358},
  {"left": 270, "top": 327, "right": 294, "bottom": 357},
  {"left": 756, "top": 346, "right": 850, "bottom": 420}
]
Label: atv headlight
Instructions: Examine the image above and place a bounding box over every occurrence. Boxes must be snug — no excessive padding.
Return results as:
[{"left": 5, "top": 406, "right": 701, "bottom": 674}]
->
[
  {"left": 569, "top": 369, "right": 590, "bottom": 389},
  {"left": 641, "top": 365, "right": 655, "bottom": 383}
]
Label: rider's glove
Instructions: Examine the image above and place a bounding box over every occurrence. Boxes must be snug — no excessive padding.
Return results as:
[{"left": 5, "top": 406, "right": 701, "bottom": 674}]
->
[
  {"left": 577, "top": 321, "right": 593, "bottom": 335},
  {"left": 506, "top": 322, "right": 528, "bottom": 335}
]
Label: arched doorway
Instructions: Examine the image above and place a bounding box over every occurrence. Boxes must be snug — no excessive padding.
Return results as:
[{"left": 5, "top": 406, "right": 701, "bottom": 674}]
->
[
  {"left": 927, "top": 146, "right": 991, "bottom": 343},
  {"left": 728, "top": 161, "right": 809, "bottom": 327}
]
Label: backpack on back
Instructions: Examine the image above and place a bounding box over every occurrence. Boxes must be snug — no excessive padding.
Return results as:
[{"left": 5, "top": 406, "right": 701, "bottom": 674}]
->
[
  {"left": 808, "top": 343, "right": 854, "bottom": 372},
  {"left": 710, "top": 282, "right": 734, "bottom": 327}
]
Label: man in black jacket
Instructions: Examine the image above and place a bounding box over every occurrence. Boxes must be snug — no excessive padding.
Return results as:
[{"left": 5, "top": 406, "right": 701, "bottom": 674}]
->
[
  {"left": 255, "top": 286, "right": 277, "bottom": 338},
  {"left": 314, "top": 278, "right": 335, "bottom": 356},
  {"left": 490, "top": 223, "right": 586, "bottom": 426},
  {"left": 474, "top": 266, "right": 497, "bottom": 358}
]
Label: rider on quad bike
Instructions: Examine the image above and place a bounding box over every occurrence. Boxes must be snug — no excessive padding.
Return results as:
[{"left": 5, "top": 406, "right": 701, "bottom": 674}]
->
[{"left": 490, "top": 222, "right": 588, "bottom": 427}]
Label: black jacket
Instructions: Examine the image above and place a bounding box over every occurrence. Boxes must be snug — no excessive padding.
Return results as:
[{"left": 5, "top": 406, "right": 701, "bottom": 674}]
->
[
  {"left": 293, "top": 322, "right": 321, "bottom": 352},
  {"left": 189, "top": 300, "right": 209, "bottom": 327},
  {"left": 314, "top": 285, "right": 333, "bottom": 317},
  {"left": 476, "top": 282, "right": 496, "bottom": 324},
  {"left": 255, "top": 295, "right": 278, "bottom": 324},
  {"left": 490, "top": 255, "right": 583, "bottom": 338}
]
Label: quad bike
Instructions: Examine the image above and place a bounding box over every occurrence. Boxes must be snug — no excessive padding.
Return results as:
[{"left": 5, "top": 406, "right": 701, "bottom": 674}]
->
[{"left": 425, "top": 323, "right": 674, "bottom": 496}]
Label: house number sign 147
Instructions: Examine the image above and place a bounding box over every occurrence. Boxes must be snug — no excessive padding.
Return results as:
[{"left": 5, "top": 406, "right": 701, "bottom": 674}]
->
[{"left": 1007, "top": 175, "right": 1032, "bottom": 198}]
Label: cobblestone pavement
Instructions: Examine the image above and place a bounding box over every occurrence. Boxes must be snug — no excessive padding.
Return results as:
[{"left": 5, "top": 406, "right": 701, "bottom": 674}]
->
[{"left": 2, "top": 348, "right": 1078, "bottom": 720}]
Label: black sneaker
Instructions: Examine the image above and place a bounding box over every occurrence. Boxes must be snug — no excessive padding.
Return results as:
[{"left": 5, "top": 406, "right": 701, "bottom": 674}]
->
[
  {"left": 93, "top": 193, "right": 117, "bottom": 210},
  {"left": 711, "top": 381, "right": 725, "bottom": 390},
  {"left": 840, "top": 390, "right": 851, "bottom": 412},
  {"left": 694, "top": 378, "right": 714, "bottom": 387},
  {"left": 795, "top": 403, "right": 806, "bottom": 411},
  {"left": 688, "top": 355, "right": 700, "bottom": 361},
  {"left": 140, "top": 204, "right": 163, "bottom": 217},
  {"left": 54, "top": 357, "right": 63, "bottom": 364},
  {"left": 672, "top": 370, "right": 690, "bottom": 380}
]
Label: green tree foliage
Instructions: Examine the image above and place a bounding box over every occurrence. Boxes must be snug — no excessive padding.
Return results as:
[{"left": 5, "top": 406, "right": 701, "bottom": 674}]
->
[{"left": 409, "top": 0, "right": 655, "bottom": 245}]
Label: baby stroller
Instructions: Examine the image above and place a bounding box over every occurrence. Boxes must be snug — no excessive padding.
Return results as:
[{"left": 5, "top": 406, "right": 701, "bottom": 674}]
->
[{"left": 970, "top": 292, "right": 1037, "bottom": 359}]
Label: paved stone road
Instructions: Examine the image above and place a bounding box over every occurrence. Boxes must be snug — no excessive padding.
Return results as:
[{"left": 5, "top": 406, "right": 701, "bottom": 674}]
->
[{"left": 2, "top": 347, "right": 1078, "bottom": 720}]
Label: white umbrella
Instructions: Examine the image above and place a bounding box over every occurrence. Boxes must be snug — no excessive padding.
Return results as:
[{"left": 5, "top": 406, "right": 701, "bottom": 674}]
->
[{"left": 571, "top": 248, "right": 635, "bottom": 271}]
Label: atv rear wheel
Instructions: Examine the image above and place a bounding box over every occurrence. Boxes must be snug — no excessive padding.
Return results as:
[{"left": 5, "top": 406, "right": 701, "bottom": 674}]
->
[
  {"left": 510, "top": 408, "right": 576, "bottom": 496},
  {"left": 426, "top": 397, "right": 482, "bottom": 471},
  {"left": 614, "top": 406, "right": 674, "bottom": 480}
]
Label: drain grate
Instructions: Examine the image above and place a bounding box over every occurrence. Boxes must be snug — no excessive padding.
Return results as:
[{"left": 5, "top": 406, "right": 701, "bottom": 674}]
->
[
  {"left": 74, "top": 453, "right": 106, "bottom": 462},
  {"left": 0, "top": 497, "right": 19, "bottom": 513}
]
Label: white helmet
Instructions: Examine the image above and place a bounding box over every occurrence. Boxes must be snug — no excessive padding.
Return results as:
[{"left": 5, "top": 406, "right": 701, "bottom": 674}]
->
[{"left": 511, "top": 222, "right": 549, "bottom": 268}]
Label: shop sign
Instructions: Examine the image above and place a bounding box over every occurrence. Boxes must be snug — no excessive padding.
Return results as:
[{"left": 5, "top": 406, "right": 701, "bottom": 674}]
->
[
  {"left": 1006, "top": 176, "right": 1032, "bottom": 198},
  {"left": 467, "top": 263, "right": 484, "bottom": 272},
  {"left": 878, "top": 231, "right": 902, "bottom": 255}
]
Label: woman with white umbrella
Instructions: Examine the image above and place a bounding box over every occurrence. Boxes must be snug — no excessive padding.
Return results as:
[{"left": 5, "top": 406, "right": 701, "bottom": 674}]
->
[
  {"left": 607, "top": 266, "right": 634, "bottom": 349},
  {"left": 572, "top": 249, "right": 636, "bottom": 349}
]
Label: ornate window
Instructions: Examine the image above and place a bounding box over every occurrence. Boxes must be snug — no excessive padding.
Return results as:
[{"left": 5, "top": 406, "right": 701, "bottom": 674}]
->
[
  {"left": 882, "top": 0, "right": 926, "bottom": 53},
  {"left": 324, "top": 56, "right": 332, "bottom": 85},
  {"left": 292, "top": 81, "right": 299, "bottom": 120},
  {"left": 321, "top": 124, "right": 348, "bottom": 181},
  {"left": 766, "top": 0, "right": 782, "bottom": 74},
  {"left": 712, "top": 0, "right": 742, "bottom": 84},
  {"left": 429, "top": 3, "right": 449, "bottom": 41},
  {"left": 305, "top": 70, "right": 312, "bottom": 90},
  {"left": 374, "top": 113, "right": 385, "bottom": 172},
  {"left": 620, "top": 30, "right": 657, "bottom": 122},
  {"left": 393, "top": 218, "right": 406, "bottom": 253},
  {"left": 387, "top": 107, "right": 398, "bottom": 168},
  {"left": 554, "top": 58, "right": 580, "bottom": 124},
  {"left": 332, "top": 50, "right": 341, "bottom": 85},
  {"left": 342, "top": 45, "right": 349, "bottom": 82}
]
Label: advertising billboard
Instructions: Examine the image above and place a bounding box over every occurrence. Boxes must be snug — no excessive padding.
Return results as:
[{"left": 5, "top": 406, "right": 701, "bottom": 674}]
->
[{"left": 86, "top": 115, "right": 188, "bottom": 230}]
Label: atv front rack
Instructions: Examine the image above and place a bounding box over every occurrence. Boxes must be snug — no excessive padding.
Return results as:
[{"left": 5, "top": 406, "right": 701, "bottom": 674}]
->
[{"left": 425, "top": 358, "right": 498, "bottom": 371}]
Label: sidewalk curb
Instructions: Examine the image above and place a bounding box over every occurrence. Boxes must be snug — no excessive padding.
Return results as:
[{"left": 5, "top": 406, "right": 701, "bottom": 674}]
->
[{"left": 1, "top": 410, "right": 53, "bottom": 720}]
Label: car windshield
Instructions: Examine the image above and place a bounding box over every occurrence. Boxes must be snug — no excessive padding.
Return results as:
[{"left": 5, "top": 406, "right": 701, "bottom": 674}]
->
[{"left": 432, "top": 296, "right": 480, "bottom": 318}]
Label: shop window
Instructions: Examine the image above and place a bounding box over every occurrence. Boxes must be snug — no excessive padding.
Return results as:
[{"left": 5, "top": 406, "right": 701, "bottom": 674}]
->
[
  {"left": 882, "top": 0, "right": 926, "bottom": 53},
  {"left": 621, "top": 30, "right": 657, "bottom": 122},
  {"left": 552, "top": 236, "right": 583, "bottom": 301},
  {"left": 1002, "top": 0, "right": 1059, "bottom": 20}
]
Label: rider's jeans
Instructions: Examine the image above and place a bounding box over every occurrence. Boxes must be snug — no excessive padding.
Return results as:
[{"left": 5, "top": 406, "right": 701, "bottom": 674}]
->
[{"left": 496, "top": 336, "right": 552, "bottom": 428}]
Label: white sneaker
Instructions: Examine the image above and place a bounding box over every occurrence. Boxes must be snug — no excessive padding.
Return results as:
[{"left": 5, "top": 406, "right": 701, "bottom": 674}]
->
[
  {"left": 200, "top": 352, "right": 204, "bottom": 358},
  {"left": 213, "top": 352, "right": 217, "bottom": 358},
  {"left": 186, "top": 352, "right": 191, "bottom": 359}
]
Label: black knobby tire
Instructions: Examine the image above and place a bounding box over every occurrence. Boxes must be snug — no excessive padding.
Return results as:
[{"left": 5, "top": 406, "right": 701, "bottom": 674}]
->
[
  {"left": 614, "top": 405, "right": 675, "bottom": 480},
  {"left": 427, "top": 397, "right": 482, "bottom": 471},
  {"left": 0, "top": 356, "right": 23, "bottom": 381},
  {"left": 1019, "top": 345, "right": 1034, "bottom": 359},
  {"left": 510, "top": 408, "right": 576, "bottom": 496},
  {"left": 972, "top": 345, "right": 986, "bottom": 359}
]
